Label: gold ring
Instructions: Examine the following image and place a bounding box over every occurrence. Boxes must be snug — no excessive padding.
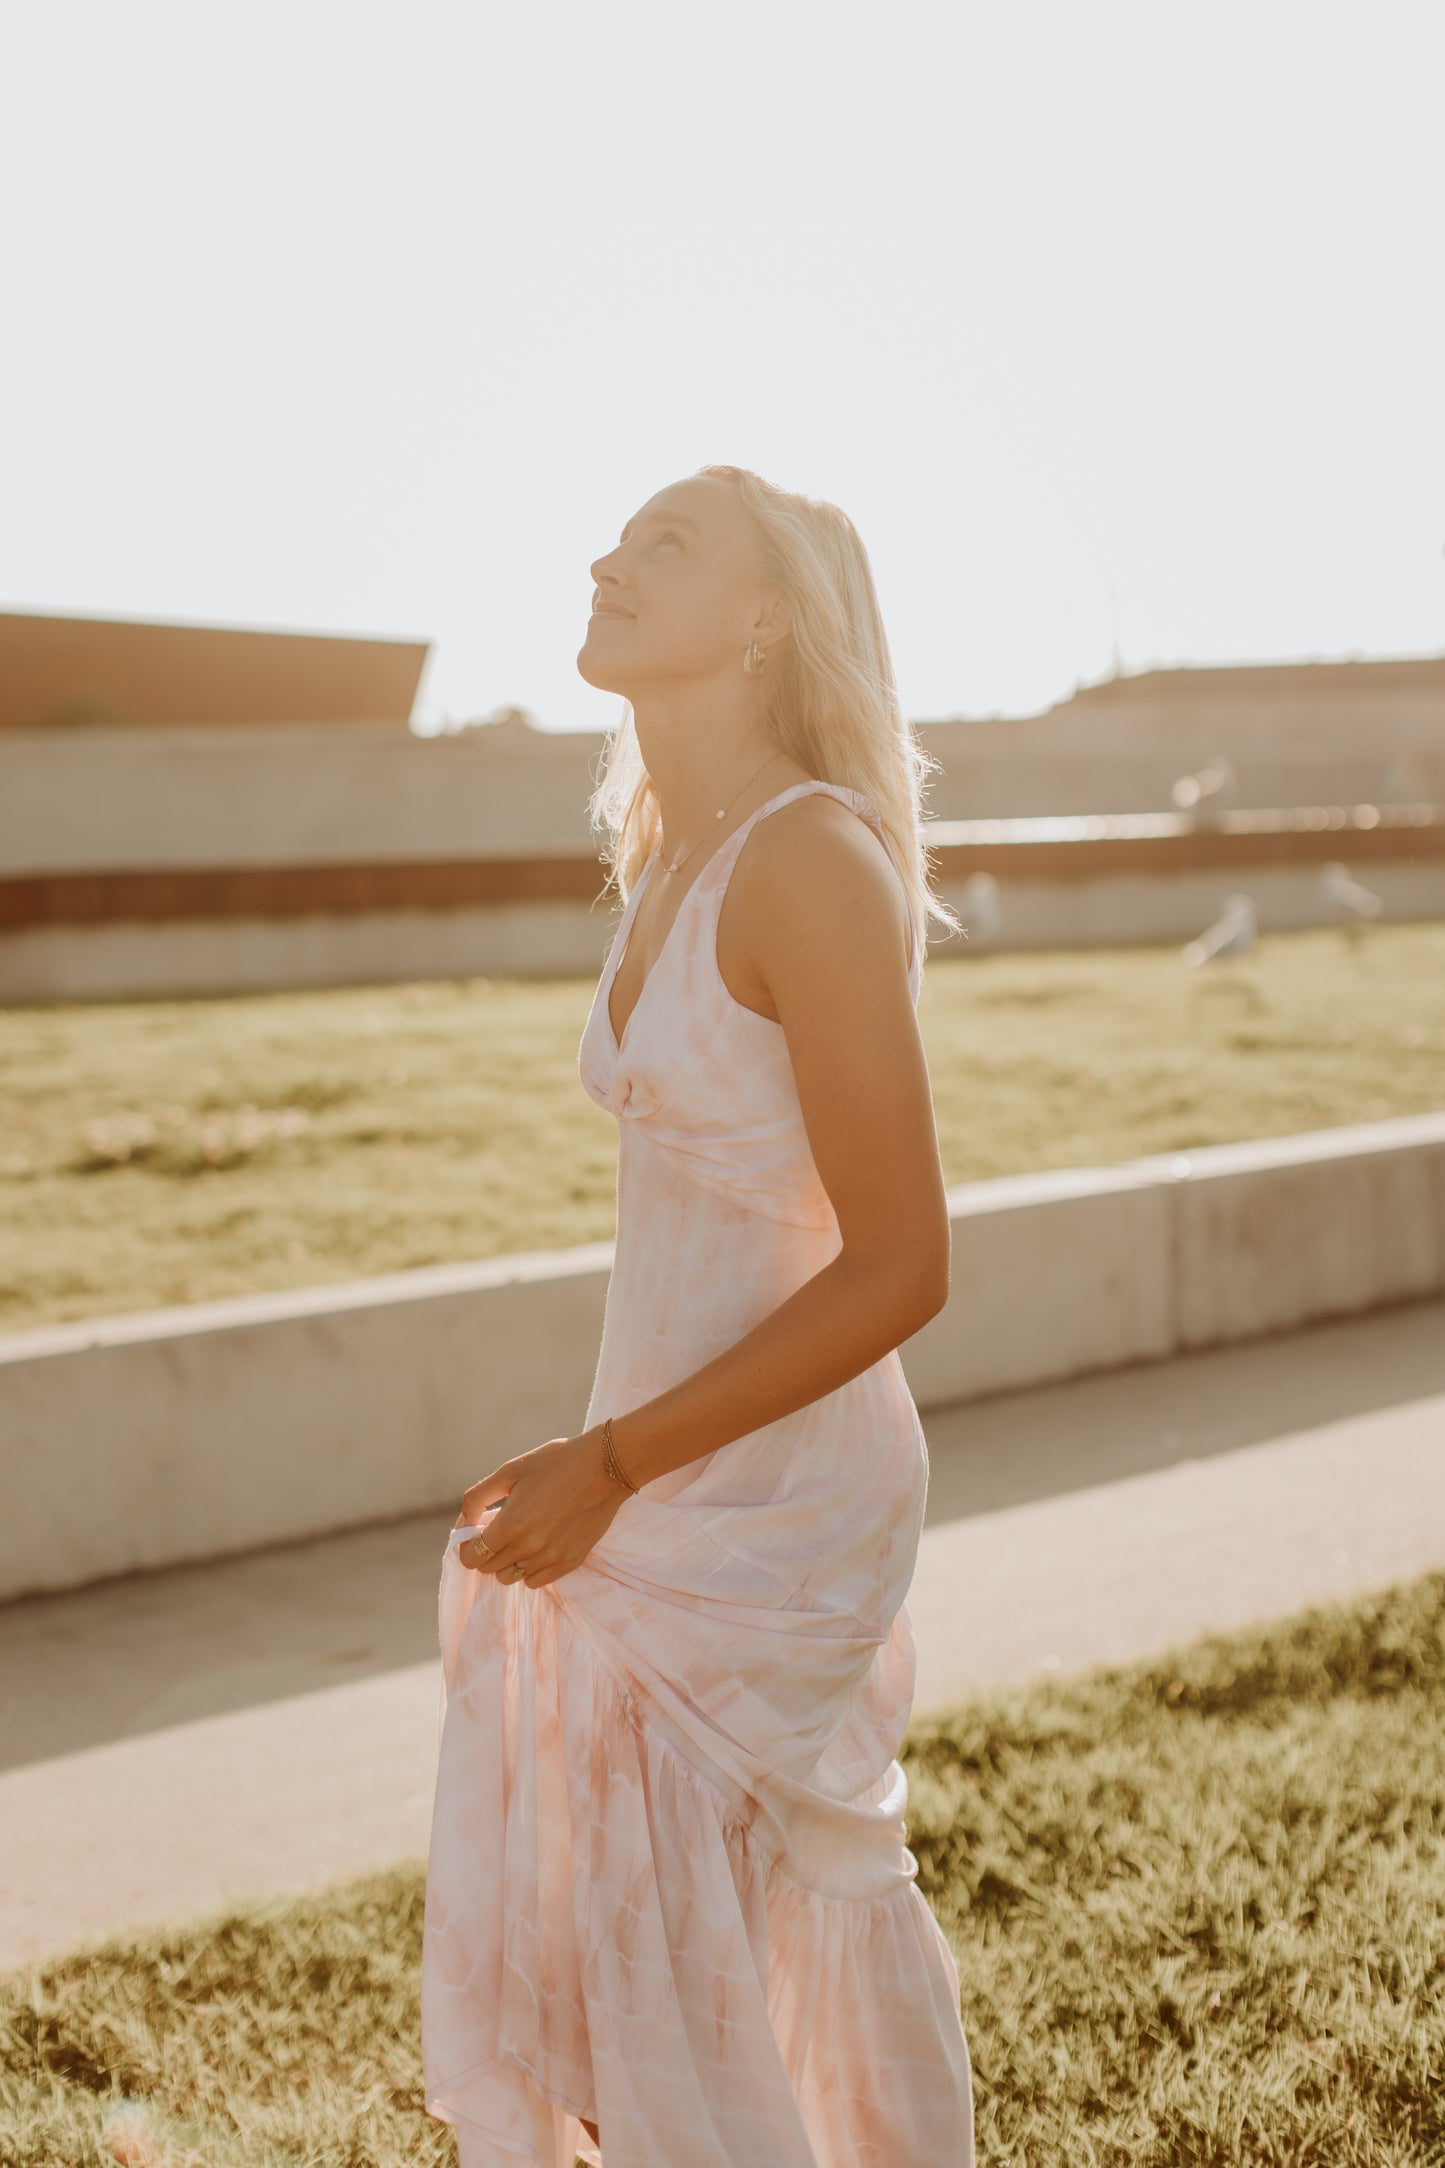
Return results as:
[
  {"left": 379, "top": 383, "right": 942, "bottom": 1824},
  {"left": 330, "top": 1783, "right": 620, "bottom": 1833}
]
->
[{"left": 473, "top": 1533, "right": 495, "bottom": 1557}]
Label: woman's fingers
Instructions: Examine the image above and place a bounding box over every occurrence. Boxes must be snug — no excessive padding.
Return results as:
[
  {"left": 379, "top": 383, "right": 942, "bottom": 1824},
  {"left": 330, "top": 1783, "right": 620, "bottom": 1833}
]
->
[
  {"left": 459, "top": 1525, "right": 517, "bottom": 1573},
  {"left": 470, "top": 1496, "right": 530, "bottom": 1562},
  {"left": 457, "top": 1499, "right": 552, "bottom": 1578},
  {"left": 456, "top": 1460, "right": 526, "bottom": 1570},
  {"left": 454, "top": 1435, "right": 621, "bottom": 1584},
  {"left": 455, "top": 1523, "right": 582, "bottom": 1586},
  {"left": 461, "top": 1463, "right": 518, "bottom": 1521}
]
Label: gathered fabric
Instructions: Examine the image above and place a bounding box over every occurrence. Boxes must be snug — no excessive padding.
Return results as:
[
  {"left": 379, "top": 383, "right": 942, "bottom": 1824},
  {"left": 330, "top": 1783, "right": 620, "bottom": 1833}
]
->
[{"left": 422, "top": 781, "right": 975, "bottom": 2166}]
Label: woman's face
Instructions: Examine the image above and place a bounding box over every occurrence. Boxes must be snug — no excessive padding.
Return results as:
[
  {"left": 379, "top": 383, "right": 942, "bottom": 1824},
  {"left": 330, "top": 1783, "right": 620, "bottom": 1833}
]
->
[{"left": 577, "top": 474, "right": 780, "bottom": 697}]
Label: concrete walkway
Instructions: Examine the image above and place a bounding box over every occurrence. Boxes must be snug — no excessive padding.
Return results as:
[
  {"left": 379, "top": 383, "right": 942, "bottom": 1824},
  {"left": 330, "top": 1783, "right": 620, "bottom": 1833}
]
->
[{"left": 3, "top": 1297, "right": 1442, "bottom": 1970}]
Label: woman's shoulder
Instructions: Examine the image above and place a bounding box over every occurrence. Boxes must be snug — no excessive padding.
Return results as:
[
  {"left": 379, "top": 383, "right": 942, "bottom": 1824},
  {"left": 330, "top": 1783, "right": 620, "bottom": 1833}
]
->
[
  {"left": 727, "top": 783, "right": 912, "bottom": 965},
  {"left": 741, "top": 780, "right": 895, "bottom": 885}
]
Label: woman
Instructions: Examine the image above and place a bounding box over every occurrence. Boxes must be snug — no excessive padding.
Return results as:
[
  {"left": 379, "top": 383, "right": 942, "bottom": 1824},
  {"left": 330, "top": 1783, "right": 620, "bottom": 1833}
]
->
[{"left": 422, "top": 465, "right": 975, "bottom": 2166}]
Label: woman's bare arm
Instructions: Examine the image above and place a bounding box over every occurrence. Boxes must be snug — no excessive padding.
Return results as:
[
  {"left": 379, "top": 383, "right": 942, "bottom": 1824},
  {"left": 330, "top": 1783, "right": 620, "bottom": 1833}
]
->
[{"left": 612, "top": 797, "right": 950, "bottom": 1471}]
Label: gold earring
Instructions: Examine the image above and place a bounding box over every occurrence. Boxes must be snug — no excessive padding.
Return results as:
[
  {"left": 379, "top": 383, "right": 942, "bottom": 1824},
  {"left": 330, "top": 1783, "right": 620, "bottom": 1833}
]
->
[{"left": 744, "top": 641, "right": 767, "bottom": 677}]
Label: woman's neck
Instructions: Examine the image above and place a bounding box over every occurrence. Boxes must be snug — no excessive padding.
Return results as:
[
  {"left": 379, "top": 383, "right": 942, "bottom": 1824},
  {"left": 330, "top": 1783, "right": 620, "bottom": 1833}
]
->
[{"left": 630, "top": 685, "right": 793, "bottom": 852}]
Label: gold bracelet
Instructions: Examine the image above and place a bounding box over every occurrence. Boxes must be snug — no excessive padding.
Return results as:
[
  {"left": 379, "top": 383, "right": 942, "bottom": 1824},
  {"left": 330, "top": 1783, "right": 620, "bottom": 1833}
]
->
[{"left": 601, "top": 1415, "right": 640, "bottom": 1496}]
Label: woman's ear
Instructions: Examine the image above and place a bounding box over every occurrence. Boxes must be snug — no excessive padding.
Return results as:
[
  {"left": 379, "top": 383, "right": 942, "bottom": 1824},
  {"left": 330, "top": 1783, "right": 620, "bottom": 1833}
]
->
[{"left": 749, "top": 591, "right": 792, "bottom": 656}]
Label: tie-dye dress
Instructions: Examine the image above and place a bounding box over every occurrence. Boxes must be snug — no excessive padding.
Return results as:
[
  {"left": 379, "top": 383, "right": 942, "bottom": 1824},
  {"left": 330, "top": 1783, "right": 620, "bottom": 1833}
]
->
[{"left": 422, "top": 780, "right": 975, "bottom": 2167}]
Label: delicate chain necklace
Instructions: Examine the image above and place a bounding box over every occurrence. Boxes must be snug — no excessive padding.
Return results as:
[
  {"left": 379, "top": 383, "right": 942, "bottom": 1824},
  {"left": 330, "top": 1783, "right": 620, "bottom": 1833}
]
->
[{"left": 658, "top": 751, "right": 788, "bottom": 878}]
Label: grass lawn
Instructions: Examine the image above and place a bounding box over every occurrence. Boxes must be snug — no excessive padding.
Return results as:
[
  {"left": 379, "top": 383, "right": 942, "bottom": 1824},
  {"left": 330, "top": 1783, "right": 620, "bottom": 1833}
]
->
[
  {"left": 2, "top": 1569, "right": 1441, "bottom": 2166},
  {"left": 2, "top": 921, "right": 1443, "bottom": 1335}
]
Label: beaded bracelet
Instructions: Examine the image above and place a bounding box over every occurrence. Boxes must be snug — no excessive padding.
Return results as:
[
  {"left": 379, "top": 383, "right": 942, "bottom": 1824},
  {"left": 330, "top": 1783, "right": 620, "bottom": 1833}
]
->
[{"left": 601, "top": 1415, "right": 641, "bottom": 1496}]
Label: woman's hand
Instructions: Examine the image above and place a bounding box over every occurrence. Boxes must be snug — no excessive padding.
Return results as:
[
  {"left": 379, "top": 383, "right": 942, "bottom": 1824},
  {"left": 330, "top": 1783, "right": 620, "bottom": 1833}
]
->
[{"left": 454, "top": 1427, "right": 629, "bottom": 1588}]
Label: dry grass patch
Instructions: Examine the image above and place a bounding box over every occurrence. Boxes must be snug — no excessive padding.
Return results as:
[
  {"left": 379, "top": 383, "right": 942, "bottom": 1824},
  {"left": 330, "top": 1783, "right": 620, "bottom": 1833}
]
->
[{"left": 2, "top": 921, "right": 1442, "bottom": 1333}]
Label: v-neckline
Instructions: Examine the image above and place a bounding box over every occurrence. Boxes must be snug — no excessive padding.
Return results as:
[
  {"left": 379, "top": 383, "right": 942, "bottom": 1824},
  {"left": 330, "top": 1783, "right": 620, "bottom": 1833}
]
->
[
  {"left": 605, "top": 846, "right": 666, "bottom": 1056},
  {"left": 603, "top": 780, "right": 825, "bottom": 1058}
]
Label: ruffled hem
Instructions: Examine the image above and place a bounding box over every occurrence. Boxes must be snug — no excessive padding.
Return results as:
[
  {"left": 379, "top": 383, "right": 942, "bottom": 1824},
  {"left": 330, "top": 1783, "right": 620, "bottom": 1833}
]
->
[
  {"left": 427, "top": 2051, "right": 602, "bottom": 2168},
  {"left": 422, "top": 1546, "right": 974, "bottom": 2168}
]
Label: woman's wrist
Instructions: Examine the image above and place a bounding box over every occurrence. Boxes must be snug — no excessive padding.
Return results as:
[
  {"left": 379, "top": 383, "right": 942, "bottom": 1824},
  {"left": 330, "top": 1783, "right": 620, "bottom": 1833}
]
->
[
  {"left": 602, "top": 1413, "right": 644, "bottom": 1496},
  {"left": 572, "top": 1420, "right": 639, "bottom": 1503},
  {"left": 577, "top": 1415, "right": 645, "bottom": 1500}
]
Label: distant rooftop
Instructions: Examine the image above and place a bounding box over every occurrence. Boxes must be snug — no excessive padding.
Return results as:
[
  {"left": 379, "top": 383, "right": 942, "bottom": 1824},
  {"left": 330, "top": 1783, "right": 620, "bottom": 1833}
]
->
[
  {"left": 1061, "top": 654, "right": 1445, "bottom": 708},
  {"left": 0, "top": 609, "right": 431, "bottom": 731}
]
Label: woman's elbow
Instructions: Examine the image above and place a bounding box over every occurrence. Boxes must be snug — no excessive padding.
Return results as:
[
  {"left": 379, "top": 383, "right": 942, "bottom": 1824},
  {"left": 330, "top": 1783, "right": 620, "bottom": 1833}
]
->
[
  {"left": 920, "top": 1257, "right": 953, "bottom": 1327},
  {"left": 898, "top": 1244, "right": 951, "bottom": 1334},
  {"left": 843, "top": 1236, "right": 951, "bottom": 1339}
]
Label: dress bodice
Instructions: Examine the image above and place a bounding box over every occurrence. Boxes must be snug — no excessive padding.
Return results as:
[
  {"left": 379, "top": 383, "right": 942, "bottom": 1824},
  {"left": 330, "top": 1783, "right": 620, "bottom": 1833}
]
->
[{"left": 578, "top": 779, "right": 921, "bottom": 1232}]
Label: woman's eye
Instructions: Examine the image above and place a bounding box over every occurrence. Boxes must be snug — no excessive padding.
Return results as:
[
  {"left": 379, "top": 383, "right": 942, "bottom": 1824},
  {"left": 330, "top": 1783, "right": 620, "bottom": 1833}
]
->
[{"left": 657, "top": 531, "right": 683, "bottom": 547}]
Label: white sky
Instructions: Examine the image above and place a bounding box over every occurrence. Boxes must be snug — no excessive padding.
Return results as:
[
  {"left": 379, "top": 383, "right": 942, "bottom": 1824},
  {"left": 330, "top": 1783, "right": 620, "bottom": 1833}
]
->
[{"left": 3, "top": 1, "right": 1442, "bottom": 734}]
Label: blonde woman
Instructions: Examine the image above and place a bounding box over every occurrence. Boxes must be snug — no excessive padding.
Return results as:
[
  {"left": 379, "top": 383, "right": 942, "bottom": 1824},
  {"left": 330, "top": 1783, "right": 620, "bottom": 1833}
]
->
[{"left": 422, "top": 465, "right": 975, "bottom": 2166}]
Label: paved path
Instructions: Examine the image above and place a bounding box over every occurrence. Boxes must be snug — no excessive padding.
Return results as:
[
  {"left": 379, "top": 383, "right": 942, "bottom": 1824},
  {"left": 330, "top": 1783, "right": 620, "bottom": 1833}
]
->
[{"left": 3, "top": 1299, "right": 1442, "bottom": 1970}]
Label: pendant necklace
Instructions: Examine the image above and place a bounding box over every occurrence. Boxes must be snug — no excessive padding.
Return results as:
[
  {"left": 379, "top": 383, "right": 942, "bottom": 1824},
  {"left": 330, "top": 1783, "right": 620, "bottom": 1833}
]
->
[{"left": 659, "top": 752, "right": 788, "bottom": 878}]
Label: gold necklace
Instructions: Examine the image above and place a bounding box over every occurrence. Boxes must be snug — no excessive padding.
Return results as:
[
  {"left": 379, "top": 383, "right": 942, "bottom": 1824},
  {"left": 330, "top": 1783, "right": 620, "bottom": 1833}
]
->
[{"left": 659, "top": 752, "right": 788, "bottom": 878}]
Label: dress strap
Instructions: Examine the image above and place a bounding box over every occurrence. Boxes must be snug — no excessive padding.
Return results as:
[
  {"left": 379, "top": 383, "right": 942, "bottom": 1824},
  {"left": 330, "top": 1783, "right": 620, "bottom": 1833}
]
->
[{"left": 707, "top": 779, "right": 918, "bottom": 978}]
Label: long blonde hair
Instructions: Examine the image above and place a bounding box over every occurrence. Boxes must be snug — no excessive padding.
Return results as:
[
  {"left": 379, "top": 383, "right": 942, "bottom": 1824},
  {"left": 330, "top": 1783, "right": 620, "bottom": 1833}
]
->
[{"left": 587, "top": 463, "right": 961, "bottom": 959}]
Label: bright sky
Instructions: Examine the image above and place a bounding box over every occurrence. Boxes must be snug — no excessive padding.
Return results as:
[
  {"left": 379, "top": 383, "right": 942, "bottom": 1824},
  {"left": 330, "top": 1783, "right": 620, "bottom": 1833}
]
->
[{"left": 4, "top": 2, "right": 1442, "bottom": 734}]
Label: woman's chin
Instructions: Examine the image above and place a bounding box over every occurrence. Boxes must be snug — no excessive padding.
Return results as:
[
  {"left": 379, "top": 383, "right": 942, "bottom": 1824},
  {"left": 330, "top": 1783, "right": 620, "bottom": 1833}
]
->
[
  {"left": 576, "top": 642, "right": 636, "bottom": 696},
  {"left": 576, "top": 649, "right": 620, "bottom": 693}
]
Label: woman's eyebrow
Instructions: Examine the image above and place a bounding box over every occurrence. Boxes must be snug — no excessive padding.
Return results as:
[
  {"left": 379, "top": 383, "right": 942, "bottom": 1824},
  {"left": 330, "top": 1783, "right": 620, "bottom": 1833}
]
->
[{"left": 618, "top": 513, "right": 701, "bottom": 543}]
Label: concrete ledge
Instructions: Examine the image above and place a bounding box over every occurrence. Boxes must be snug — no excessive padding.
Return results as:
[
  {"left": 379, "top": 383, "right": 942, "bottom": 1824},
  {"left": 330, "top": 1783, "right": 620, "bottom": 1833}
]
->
[
  {"left": 2, "top": 1114, "right": 1442, "bottom": 1603},
  {"left": 0, "top": 1244, "right": 613, "bottom": 1604},
  {"left": 1164, "top": 1118, "right": 1445, "bottom": 1344},
  {"left": 904, "top": 1163, "right": 1177, "bottom": 1405}
]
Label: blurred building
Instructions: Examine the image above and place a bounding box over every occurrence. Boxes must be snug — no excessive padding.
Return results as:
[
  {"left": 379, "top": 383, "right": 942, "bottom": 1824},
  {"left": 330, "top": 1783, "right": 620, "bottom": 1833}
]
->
[
  {"left": 0, "top": 608, "right": 428, "bottom": 734},
  {"left": 2, "top": 617, "right": 1443, "bottom": 999},
  {"left": 921, "top": 657, "right": 1445, "bottom": 818}
]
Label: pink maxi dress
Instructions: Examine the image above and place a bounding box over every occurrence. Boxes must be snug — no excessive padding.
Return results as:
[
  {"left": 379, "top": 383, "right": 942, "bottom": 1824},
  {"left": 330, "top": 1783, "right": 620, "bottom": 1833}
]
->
[{"left": 422, "top": 780, "right": 976, "bottom": 2167}]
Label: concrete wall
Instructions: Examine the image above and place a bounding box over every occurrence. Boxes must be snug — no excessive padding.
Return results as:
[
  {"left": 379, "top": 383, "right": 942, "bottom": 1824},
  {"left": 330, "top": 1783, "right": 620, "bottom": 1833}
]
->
[
  {"left": 3, "top": 1112, "right": 1441, "bottom": 1604},
  {"left": 924, "top": 746, "right": 1445, "bottom": 819},
  {"left": 0, "top": 722, "right": 604, "bottom": 873},
  {"left": 0, "top": 901, "right": 613, "bottom": 1002},
  {"left": 932, "top": 858, "right": 1445, "bottom": 954},
  {"left": 4, "top": 853, "right": 1444, "bottom": 1004},
  {"left": 9, "top": 718, "right": 1445, "bottom": 872}
]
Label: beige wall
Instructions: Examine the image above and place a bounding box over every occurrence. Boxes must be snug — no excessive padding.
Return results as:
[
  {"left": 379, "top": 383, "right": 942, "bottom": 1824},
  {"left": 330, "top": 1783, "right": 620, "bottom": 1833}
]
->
[
  {"left": 0, "top": 722, "right": 604, "bottom": 876},
  {"left": 3, "top": 855, "right": 1444, "bottom": 1004},
  {"left": 922, "top": 745, "right": 1445, "bottom": 819}
]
